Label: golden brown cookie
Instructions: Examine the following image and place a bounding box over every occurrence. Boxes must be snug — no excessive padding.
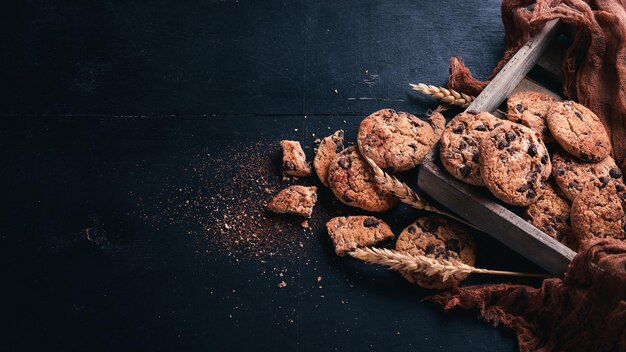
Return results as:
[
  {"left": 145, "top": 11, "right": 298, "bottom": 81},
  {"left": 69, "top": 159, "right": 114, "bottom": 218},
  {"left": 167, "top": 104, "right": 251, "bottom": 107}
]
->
[
  {"left": 357, "top": 109, "right": 437, "bottom": 172},
  {"left": 326, "top": 216, "right": 394, "bottom": 256},
  {"left": 327, "top": 146, "right": 398, "bottom": 212},
  {"left": 571, "top": 179, "right": 626, "bottom": 242},
  {"left": 439, "top": 111, "right": 500, "bottom": 186},
  {"left": 280, "top": 140, "right": 312, "bottom": 177},
  {"left": 480, "top": 122, "right": 551, "bottom": 206},
  {"left": 546, "top": 101, "right": 611, "bottom": 162},
  {"left": 395, "top": 217, "right": 476, "bottom": 289},
  {"left": 267, "top": 185, "right": 317, "bottom": 218},
  {"left": 506, "top": 91, "right": 556, "bottom": 143},
  {"left": 523, "top": 182, "right": 574, "bottom": 248},
  {"left": 313, "top": 130, "right": 344, "bottom": 186},
  {"left": 551, "top": 150, "right": 622, "bottom": 201}
]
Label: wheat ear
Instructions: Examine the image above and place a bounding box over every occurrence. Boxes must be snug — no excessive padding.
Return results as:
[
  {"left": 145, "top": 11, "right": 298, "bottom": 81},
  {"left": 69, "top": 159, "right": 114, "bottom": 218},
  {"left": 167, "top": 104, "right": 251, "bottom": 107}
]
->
[
  {"left": 363, "top": 154, "right": 478, "bottom": 230},
  {"left": 351, "top": 247, "right": 551, "bottom": 280},
  {"left": 410, "top": 83, "right": 474, "bottom": 108}
]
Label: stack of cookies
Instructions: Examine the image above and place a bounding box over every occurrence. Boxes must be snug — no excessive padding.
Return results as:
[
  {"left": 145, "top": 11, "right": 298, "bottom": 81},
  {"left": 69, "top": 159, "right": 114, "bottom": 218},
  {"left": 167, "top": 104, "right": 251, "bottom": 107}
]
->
[
  {"left": 439, "top": 91, "right": 625, "bottom": 250},
  {"left": 267, "top": 109, "right": 477, "bottom": 289},
  {"left": 265, "top": 93, "right": 623, "bottom": 290}
]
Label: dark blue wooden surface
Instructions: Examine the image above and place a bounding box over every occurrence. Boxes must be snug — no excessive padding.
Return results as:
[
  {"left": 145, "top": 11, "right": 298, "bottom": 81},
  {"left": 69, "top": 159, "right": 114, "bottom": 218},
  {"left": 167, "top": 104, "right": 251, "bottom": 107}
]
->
[{"left": 0, "top": 1, "right": 540, "bottom": 351}]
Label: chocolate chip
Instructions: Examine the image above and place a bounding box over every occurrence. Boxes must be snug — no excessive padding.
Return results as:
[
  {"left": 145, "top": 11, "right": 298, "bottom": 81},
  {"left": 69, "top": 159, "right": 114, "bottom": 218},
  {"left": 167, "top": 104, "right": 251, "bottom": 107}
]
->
[
  {"left": 422, "top": 219, "right": 438, "bottom": 232},
  {"left": 494, "top": 122, "right": 503, "bottom": 128},
  {"left": 338, "top": 158, "right": 350, "bottom": 169},
  {"left": 472, "top": 152, "right": 480, "bottom": 163},
  {"left": 343, "top": 193, "right": 354, "bottom": 202},
  {"left": 574, "top": 111, "right": 583, "bottom": 121},
  {"left": 568, "top": 180, "right": 579, "bottom": 189},
  {"left": 505, "top": 131, "right": 516, "bottom": 141},
  {"left": 474, "top": 125, "right": 488, "bottom": 132},
  {"left": 445, "top": 239, "right": 460, "bottom": 253},
  {"left": 407, "top": 226, "right": 416, "bottom": 234},
  {"left": 527, "top": 188, "right": 537, "bottom": 199},
  {"left": 557, "top": 167, "right": 566, "bottom": 176},
  {"left": 283, "top": 161, "right": 295, "bottom": 171},
  {"left": 458, "top": 140, "right": 467, "bottom": 149},
  {"left": 363, "top": 217, "right": 378, "bottom": 227},
  {"left": 599, "top": 176, "right": 610, "bottom": 185},
  {"left": 535, "top": 164, "right": 543, "bottom": 173},
  {"left": 425, "top": 243, "right": 436, "bottom": 254},
  {"left": 610, "top": 168, "right": 622, "bottom": 179},
  {"left": 335, "top": 140, "right": 344, "bottom": 152},
  {"left": 459, "top": 165, "right": 471, "bottom": 178},
  {"left": 497, "top": 139, "right": 509, "bottom": 150},
  {"left": 452, "top": 123, "right": 466, "bottom": 134},
  {"left": 579, "top": 153, "right": 591, "bottom": 161},
  {"left": 467, "top": 110, "right": 478, "bottom": 115},
  {"left": 515, "top": 104, "right": 524, "bottom": 113},
  {"left": 407, "top": 143, "right": 417, "bottom": 149},
  {"left": 617, "top": 184, "right": 625, "bottom": 192},
  {"left": 527, "top": 144, "right": 538, "bottom": 157},
  {"left": 410, "top": 121, "right": 419, "bottom": 127},
  {"left": 366, "top": 133, "right": 378, "bottom": 143},
  {"left": 541, "top": 154, "right": 548, "bottom": 165},
  {"left": 516, "top": 184, "right": 529, "bottom": 192}
]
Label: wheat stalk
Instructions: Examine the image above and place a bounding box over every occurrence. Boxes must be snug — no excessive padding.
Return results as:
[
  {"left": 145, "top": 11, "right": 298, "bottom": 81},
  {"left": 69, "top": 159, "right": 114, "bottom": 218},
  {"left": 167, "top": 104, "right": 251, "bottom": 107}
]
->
[
  {"left": 410, "top": 83, "right": 474, "bottom": 108},
  {"left": 363, "top": 154, "right": 478, "bottom": 230},
  {"left": 351, "top": 247, "right": 551, "bottom": 281}
]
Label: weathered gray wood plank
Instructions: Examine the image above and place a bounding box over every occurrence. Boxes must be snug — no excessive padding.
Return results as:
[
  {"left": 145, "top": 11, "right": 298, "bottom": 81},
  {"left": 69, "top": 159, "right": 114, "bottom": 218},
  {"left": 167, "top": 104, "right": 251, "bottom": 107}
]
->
[{"left": 466, "top": 19, "right": 561, "bottom": 113}]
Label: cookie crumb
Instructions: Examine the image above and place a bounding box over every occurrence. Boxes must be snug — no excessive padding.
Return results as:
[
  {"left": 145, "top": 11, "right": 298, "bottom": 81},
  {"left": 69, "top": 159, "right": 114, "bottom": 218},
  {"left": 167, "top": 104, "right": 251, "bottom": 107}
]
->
[
  {"left": 300, "top": 220, "right": 310, "bottom": 229},
  {"left": 316, "top": 276, "right": 322, "bottom": 283},
  {"left": 278, "top": 281, "right": 287, "bottom": 288}
]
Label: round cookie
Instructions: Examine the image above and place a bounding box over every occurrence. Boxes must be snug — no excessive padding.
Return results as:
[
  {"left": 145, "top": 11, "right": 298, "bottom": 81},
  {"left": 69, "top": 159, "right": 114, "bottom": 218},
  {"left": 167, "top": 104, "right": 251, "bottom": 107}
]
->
[
  {"left": 395, "top": 217, "right": 476, "bottom": 289},
  {"left": 506, "top": 91, "right": 556, "bottom": 143},
  {"left": 571, "top": 179, "right": 626, "bottom": 242},
  {"left": 480, "top": 122, "right": 551, "bottom": 206},
  {"left": 551, "top": 150, "right": 622, "bottom": 201},
  {"left": 357, "top": 109, "right": 437, "bottom": 172},
  {"left": 439, "top": 111, "right": 499, "bottom": 186},
  {"left": 313, "top": 130, "right": 344, "bottom": 186},
  {"left": 327, "top": 146, "right": 399, "bottom": 212},
  {"left": 523, "top": 182, "right": 574, "bottom": 247},
  {"left": 546, "top": 101, "right": 611, "bottom": 162}
]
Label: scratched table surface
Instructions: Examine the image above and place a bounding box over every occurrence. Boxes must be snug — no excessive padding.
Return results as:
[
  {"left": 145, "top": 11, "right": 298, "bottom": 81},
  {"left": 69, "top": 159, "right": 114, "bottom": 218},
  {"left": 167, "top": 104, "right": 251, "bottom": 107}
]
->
[{"left": 1, "top": 1, "right": 546, "bottom": 351}]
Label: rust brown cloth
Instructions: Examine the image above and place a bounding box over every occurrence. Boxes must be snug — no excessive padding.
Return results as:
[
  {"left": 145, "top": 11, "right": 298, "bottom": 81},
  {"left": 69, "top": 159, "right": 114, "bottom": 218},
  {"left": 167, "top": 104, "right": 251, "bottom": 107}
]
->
[
  {"left": 430, "top": 238, "right": 626, "bottom": 352},
  {"left": 447, "top": 0, "right": 626, "bottom": 169}
]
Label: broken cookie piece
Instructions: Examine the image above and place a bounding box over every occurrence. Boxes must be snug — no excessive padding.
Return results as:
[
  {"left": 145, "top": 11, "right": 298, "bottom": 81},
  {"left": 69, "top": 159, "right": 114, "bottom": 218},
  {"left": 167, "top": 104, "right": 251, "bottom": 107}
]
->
[
  {"left": 428, "top": 111, "right": 446, "bottom": 139},
  {"left": 326, "top": 216, "right": 394, "bottom": 256},
  {"left": 313, "top": 130, "right": 344, "bottom": 186},
  {"left": 268, "top": 185, "right": 317, "bottom": 218},
  {"left": 280, "top": 140, "right": 312, "bottom": 177}
]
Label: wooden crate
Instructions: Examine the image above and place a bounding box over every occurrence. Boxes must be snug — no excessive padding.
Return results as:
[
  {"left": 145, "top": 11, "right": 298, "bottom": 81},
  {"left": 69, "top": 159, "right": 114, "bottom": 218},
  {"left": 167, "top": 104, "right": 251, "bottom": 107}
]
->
[{"left": 417, "top": 20, "right": 577, "bottom": 276}]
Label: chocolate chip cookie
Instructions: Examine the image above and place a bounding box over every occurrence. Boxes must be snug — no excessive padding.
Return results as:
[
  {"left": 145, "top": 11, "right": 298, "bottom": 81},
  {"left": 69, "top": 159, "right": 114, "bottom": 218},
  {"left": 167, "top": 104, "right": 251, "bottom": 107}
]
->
[
  {"left": 395, "top": 217, "right": 476, "bottom": 289},
  {"left": 313, "top": 130, "right": 344, "bottom": 186},
  {"left": 523, "top": 182, "right": 574, "bottom": 247},
  {"left": 439, "top": 111, "right": 499, "bottom": 186},
  {"left": 357, "top": 109, "right": 437, "bottom": 172},
  {"left": 551, "top": 150, "right": 622, "bottom": 201},
  {"left": 571, "top": 179, "right": 626, "bottom": 242},
  {"left": 267, "top": 185, "right": 317, "bottom": 218},
  {"left": 280, "top": 140, "right": 312, "bottom": 177},
  {"left": 480, "top": 122, "right": 551, "bottom": 206},
  {"left": 546, "top": 101, "right": 611, "bottom": 162},
  {"left": 506, "top": 91, "right": 556, "bottom": 143},
  {"left": 326, "top": 216, "right": 394, "bottom": 256},
  {"left": 327, "top": 146, "right": 398, "bottom": 212},
  {"left": 428, "top": 111, "right": 446, "bottom": 139}
]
